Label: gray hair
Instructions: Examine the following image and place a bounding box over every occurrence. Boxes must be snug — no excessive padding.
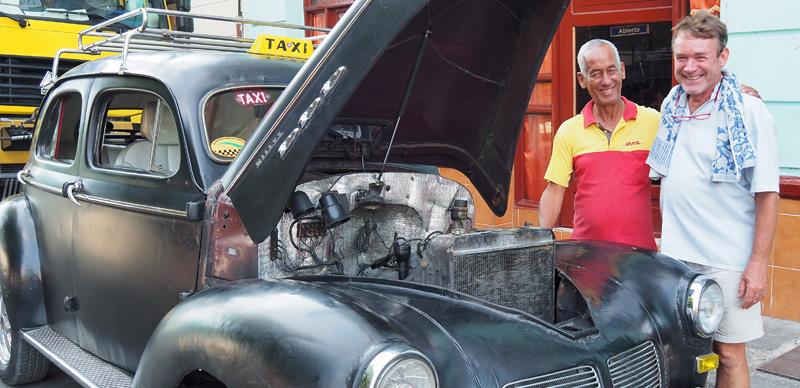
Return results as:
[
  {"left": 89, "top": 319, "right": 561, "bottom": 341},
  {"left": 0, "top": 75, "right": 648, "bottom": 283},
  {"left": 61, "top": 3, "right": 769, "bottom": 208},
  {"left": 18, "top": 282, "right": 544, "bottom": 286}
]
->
[{"left": 576, "top": 39, "right": 621, "bottom": 75}]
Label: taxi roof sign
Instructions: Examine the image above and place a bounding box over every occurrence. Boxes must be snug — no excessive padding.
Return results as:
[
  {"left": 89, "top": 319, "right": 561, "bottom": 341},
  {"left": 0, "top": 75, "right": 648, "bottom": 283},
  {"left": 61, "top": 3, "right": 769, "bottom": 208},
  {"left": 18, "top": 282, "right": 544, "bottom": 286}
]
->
[{"left": 249, "top": 34, "right": 314, "bottom": 60}]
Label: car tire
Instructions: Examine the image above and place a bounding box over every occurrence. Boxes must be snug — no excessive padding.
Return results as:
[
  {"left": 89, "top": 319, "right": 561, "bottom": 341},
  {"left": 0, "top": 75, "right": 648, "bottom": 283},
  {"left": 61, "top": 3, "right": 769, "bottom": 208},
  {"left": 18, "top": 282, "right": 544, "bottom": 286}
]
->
[{"left": 0, "top": 292, "right": 50, "bottom": 385}]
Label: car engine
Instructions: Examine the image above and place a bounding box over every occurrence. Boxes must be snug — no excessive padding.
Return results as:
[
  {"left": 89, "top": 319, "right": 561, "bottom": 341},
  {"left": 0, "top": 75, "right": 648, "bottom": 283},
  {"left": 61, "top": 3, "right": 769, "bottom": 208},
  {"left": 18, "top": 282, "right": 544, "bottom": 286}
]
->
[{"left": 259, "top": 172, "right": 555, "bottom": 322}]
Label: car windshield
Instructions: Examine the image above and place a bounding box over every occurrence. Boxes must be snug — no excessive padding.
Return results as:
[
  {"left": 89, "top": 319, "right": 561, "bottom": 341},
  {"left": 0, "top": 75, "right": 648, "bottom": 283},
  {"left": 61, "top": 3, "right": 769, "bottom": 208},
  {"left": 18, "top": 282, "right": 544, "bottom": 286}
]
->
[
  {"left": 203, "top": 87, "right": 283, "bottom": 162},
  {"left": 8, "top": 0, "right": 164, "bottom": 25}
]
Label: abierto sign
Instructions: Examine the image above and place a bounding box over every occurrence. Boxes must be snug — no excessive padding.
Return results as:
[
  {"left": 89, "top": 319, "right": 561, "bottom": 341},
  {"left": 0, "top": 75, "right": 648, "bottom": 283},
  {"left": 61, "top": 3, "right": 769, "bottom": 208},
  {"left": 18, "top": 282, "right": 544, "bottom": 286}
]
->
[{"left": 610, "top": 24, "right": 650, "bottom": 37}]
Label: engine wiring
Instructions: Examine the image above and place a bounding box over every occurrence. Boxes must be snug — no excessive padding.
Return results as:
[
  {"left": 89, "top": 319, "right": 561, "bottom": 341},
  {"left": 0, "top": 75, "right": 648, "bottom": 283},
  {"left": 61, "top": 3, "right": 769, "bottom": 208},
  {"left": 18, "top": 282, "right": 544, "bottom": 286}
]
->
[{"left": 273, "top": 216, "right": 345, "bottom": 274}]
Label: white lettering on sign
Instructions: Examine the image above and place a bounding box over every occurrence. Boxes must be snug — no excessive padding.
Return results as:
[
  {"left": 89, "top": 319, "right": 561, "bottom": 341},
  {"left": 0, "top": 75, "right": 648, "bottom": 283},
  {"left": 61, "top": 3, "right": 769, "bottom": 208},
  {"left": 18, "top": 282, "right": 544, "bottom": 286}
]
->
[
  {"left": 610, "top": 24, "right": 650, "bottom": 37},
  {"left": 235, "top": 91, "right": 271, "bottom": 106}
]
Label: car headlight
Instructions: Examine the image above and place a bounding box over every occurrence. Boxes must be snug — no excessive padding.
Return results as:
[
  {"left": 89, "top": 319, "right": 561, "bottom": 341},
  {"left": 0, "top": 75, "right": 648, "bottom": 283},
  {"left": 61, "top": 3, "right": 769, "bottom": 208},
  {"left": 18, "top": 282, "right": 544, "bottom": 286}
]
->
[
  {"left": 359, "top": 345, "right": 438, "bottom": 388},
  {"left": 686, "top": 275, "right": 724, "bottom": 338}
]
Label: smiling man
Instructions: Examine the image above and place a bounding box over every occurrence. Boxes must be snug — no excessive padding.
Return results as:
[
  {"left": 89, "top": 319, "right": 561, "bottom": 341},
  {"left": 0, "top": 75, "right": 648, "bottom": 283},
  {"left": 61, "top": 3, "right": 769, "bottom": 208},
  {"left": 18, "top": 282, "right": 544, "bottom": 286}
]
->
[
  {"left": 647, "top": 11, "right": 779, "bottom": 388},
  {"left": 539, "top": 39, "right": 660, "bottom": 250}
]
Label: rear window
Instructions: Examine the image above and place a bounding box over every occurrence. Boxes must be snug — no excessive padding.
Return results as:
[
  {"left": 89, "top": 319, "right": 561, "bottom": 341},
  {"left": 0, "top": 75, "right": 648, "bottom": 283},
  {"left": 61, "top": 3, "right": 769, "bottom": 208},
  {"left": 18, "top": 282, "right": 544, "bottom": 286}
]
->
[{"left": 203, "top": 87, "right": 282, "bottom": 162}]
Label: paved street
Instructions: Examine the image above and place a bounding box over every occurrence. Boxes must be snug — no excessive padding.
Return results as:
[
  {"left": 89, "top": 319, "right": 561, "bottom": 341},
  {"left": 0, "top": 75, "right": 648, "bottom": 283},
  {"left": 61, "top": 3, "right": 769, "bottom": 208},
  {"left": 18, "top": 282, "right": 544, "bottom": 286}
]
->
[
  {"left": 0, "top": 367, "right": 79, "bottom": 388},
  {"left": 2, "top": 317, "right": 798, "bottom": 387}
]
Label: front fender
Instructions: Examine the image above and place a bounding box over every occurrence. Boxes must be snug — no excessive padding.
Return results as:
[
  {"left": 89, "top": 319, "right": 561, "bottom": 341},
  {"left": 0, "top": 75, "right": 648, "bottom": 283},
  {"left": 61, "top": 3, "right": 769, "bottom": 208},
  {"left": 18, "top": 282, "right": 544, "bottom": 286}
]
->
[
  {"left": 0, "top": 194, "right": 46, "bottom": 330},
  {"left": 556, "top": 241, "right": 711, "bottom": 387},
  {"left": 133, "top": 278, "right": 474, "bottom": 388}
]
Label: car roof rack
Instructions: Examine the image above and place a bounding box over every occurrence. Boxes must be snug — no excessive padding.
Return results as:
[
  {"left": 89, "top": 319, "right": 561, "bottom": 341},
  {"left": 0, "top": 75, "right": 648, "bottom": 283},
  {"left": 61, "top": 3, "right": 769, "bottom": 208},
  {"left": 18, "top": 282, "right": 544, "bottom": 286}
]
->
[{"left": 42, "top": 7, "right": 330, "bottom": 93}]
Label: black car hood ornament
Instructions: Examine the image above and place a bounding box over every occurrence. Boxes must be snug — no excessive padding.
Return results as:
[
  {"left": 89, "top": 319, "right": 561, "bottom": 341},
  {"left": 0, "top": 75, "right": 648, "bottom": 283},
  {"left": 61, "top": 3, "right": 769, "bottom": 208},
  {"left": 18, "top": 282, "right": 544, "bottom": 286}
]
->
[{"left": 222, "top": 0, "right": 568, "bottom": 243}]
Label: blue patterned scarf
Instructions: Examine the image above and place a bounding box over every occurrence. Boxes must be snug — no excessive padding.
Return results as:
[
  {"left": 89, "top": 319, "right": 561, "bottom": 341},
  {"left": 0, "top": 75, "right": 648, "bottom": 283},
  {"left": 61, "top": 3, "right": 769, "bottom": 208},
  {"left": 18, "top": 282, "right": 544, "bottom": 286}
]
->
[{"left": 647, "top": 71, "right": 756, "bottom": 182}]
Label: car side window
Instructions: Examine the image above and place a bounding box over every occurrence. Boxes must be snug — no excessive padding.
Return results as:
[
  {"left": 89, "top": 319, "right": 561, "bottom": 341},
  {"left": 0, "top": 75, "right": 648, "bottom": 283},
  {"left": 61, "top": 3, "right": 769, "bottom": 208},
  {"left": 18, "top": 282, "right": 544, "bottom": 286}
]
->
[
  {"left": 36, "top": 92, "right": 82, "bottom": 163},
  {"left": 96, "top": 91, "right": 180, "bottom": 175}
]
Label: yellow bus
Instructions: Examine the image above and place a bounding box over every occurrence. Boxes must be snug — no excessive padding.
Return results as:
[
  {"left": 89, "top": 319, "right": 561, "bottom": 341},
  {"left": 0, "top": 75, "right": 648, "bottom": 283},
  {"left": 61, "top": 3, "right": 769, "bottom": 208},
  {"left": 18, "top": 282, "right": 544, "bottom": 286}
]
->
[{"left": 0, "top": 0, "right": 192, "bottom": 198}]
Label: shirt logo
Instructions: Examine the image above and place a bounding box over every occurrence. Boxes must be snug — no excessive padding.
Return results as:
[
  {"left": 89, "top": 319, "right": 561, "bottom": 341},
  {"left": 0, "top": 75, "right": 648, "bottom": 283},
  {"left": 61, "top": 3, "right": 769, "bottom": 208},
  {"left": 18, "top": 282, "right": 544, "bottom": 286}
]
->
[{"left": 626, "top": 141, "right": 641, "bottom": 146}]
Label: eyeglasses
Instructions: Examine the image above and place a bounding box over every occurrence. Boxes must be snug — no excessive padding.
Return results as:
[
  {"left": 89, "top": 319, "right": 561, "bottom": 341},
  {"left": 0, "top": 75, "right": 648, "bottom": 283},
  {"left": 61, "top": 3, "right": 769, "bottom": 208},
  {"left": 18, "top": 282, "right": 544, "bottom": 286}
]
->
[
  {"left": 672, "top": 112, "right": 711, "bottom": 121},
  {"left": 671, "top": 84, "right": 721, "bottom": 122}
]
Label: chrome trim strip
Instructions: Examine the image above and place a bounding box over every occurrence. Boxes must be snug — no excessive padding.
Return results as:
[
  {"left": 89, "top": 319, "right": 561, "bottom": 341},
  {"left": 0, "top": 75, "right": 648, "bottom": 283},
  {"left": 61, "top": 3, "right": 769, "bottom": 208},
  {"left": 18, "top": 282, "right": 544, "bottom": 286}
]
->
[
  {"left": 607, "top": 341, "right": 662, "bottom": 388},
  {"left": 22, "top": 179, "right": 61, "bottom": 195},
  {"left": 225, "top": 0, "right": 373, "bottom": 194},
  {"left": 75, "top": 194, "right": 187, "bottom": 218},
  {"left": 502, "top": 365, "right": 600, "bottom": 388}
]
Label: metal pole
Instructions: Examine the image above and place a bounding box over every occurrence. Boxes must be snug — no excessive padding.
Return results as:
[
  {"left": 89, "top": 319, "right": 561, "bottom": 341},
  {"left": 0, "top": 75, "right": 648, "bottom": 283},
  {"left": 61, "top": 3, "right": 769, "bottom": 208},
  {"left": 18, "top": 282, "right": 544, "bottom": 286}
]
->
[{"left": 378, "top": 29, "right": 431, "bottom": 181}]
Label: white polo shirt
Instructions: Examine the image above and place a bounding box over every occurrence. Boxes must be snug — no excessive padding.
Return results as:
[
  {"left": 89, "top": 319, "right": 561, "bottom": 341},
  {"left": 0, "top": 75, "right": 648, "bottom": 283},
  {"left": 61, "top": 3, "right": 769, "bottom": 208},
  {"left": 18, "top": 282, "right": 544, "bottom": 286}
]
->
[{"left": 659, "top": 85, "right": 780, "bottom": 271}]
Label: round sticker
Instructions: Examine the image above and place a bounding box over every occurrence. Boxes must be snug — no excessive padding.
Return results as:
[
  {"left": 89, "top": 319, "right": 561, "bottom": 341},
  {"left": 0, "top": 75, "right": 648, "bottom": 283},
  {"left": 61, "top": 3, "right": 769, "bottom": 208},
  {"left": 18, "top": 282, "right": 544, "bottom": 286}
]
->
[{"left": 211, "top": 137, "right": 246, "bottom": 159}]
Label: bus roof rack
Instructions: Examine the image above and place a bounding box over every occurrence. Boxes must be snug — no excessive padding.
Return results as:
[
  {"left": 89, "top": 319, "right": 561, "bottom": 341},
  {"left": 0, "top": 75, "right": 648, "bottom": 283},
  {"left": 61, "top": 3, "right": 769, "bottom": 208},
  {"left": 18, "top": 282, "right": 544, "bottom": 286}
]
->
[{"left": 42, "top": 8, "right": 330, "bottom": 93}]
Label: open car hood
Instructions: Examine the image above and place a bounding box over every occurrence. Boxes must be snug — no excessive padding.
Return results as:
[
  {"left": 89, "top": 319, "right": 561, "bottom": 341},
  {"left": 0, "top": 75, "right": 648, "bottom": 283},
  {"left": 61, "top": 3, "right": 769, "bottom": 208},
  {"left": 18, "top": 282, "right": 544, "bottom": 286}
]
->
[{"left": 222, "top": 0, "right": 568, "bottom": 242}]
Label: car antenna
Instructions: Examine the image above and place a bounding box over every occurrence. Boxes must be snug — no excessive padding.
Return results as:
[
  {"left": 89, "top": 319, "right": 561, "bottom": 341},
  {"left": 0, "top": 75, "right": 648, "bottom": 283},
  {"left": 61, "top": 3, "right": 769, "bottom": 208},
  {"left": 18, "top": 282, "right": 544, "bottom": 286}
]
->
[{"left": 377, "top": 28, "right": 432, "bottom": 183}]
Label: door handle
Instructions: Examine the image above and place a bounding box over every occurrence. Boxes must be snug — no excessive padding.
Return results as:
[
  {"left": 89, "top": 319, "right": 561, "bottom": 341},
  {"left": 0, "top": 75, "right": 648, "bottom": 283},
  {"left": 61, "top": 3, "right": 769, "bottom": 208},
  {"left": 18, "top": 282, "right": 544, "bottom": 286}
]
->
[
  {"left": 16, "top": 169, "right": 30, "bottom": 185},
  {"left": 63, "top": 180, "right": 83, "bottom": 207}
]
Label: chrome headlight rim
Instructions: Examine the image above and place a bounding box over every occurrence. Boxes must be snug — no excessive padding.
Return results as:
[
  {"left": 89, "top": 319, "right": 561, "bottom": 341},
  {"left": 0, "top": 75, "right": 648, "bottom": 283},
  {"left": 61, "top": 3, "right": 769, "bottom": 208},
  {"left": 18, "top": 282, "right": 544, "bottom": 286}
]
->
[
  {"left": 359, "top": 344, "right": 438, "bottom": 388},
  {"left": 686, "top": 275, "right": 723, "bottom": 338}
]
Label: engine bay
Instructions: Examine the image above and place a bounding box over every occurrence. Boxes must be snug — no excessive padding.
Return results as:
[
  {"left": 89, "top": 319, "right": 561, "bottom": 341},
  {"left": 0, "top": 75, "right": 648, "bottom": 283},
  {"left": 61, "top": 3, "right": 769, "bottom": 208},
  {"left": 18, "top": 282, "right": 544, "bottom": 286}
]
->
[{"left": 258, "top": 172, "right": 591, "bottom": 328}]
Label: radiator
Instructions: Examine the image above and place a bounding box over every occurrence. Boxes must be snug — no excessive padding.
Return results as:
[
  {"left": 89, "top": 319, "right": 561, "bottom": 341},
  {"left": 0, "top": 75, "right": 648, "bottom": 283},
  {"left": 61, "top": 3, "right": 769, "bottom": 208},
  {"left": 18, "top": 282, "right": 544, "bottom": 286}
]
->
[{"left": 415, "top": 228, "right": 555, "bottom": 322}]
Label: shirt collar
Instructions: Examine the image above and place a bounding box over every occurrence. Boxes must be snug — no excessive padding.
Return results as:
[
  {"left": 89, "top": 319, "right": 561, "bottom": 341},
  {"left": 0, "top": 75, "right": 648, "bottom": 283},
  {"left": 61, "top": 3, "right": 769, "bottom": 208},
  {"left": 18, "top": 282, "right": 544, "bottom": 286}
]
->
[
  {"left": 676, "top": 82, "right": 722, "bottom": 114},
  {"left": 581, "top": 96, "right": 638, "bottom": 128}
]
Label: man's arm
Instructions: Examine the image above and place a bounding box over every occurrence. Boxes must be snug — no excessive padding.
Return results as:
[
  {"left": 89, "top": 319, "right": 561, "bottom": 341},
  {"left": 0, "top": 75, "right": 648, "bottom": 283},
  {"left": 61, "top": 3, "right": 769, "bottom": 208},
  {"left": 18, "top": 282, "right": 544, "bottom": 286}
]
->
[
  {"left": 538, "top": 182, "right": 567, "bottom": 228},
  {"left": 739, "top": 191, "right": 778, "bottom": 309}
]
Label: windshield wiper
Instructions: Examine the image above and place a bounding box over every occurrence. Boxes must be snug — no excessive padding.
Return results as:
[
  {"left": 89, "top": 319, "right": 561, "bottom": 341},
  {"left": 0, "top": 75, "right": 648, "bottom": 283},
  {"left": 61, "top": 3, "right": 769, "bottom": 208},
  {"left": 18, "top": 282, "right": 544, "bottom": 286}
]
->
[{"left": 0, "top": 10, "right": 28, "bottom": 28}]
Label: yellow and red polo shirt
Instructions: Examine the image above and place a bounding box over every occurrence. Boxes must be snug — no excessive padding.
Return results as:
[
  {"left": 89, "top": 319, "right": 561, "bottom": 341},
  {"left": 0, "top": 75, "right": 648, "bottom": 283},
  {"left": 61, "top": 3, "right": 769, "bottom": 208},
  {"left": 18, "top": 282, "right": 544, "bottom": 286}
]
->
[{"left": 544, "top": 97, "right": 660, "bottom": 250}]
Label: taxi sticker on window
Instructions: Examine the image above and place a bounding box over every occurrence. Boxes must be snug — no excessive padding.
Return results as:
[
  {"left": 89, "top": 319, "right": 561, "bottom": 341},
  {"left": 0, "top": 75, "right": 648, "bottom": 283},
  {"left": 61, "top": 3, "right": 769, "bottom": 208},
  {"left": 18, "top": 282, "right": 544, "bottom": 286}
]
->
[
  {"left": 235, "top": 90, "right": 271, "bottom": 106},
  {"left": 248, "top": 34, "right": 314, "bottom": 60},
  {"left": 211, "top": 137, "right": 246, "bottom": 159}
]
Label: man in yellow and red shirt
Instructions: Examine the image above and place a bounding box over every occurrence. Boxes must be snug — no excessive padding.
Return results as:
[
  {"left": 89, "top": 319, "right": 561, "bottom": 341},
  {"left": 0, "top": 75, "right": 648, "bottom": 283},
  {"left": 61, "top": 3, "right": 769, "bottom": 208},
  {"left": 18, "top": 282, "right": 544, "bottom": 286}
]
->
[{"left": 539, "top": 39, "right": 660, "bottom": 250}]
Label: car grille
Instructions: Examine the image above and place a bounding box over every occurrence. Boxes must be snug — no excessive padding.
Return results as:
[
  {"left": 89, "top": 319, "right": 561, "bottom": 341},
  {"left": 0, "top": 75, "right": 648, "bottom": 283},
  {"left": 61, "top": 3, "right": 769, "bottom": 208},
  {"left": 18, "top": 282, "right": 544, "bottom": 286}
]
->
[
  {"left": 0, "top": 164, "right": 24, "bottom": 200},
  {"left": 0, "top": 55, "right": 82, "bottom": 106},
  {"left": 502, "top": 365, "right": 601, "bottom": 388},
  {"left": 607, "top": 341, "right": 662, "bottom": 388}
]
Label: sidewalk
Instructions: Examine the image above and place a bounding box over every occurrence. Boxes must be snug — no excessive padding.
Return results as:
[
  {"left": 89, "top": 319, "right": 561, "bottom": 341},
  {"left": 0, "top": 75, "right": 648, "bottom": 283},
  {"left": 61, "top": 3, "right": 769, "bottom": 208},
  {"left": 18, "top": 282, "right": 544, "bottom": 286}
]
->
[{"left": 709, "top": 316, "right": 800, "bottom": 387}]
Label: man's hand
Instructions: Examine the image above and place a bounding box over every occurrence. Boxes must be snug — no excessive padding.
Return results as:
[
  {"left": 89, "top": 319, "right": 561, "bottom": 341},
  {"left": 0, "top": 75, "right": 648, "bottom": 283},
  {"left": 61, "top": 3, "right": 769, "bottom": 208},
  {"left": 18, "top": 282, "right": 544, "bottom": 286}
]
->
[
  {"left": 740, "top": 191, "right": 778, "bottom": 309},
  {"left": 741, "top": 84, "right": 762, "bottom": 99},
  {"left": 739, "top": 258, "right": 768, "bottom": 309}
]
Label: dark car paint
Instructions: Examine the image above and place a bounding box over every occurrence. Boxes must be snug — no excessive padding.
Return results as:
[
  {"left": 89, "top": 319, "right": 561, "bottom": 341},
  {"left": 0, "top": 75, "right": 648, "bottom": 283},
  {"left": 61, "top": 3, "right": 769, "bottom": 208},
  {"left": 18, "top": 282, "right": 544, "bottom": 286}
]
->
[
  {"left": 24, "top": 77, "right": 97, "bottom": 343},
  {"left": 222, "top": 0, "right": 569, "bottom": 243},
  {"left": 0, "top": 195, "right": 47, "bottom": 332},
  {"left": 556, "top": 241, "right": 711, "bottom": 387},
  {"left": 134, "top": 240, "right": 709, "bottom": 388}
]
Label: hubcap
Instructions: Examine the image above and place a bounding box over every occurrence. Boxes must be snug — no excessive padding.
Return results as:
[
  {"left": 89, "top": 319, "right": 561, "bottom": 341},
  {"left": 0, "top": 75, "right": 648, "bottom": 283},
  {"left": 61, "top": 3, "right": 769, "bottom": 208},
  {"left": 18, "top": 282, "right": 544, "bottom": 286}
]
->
[{"left": 0, "top": 294, "right": 12, "bottom": 366}]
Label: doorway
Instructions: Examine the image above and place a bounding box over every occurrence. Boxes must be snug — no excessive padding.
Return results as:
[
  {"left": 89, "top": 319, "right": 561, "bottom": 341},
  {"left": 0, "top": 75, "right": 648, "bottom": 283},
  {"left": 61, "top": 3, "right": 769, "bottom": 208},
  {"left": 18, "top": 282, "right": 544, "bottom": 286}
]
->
[{"left": 575, "top": 21, "right": 673, "bottom": 111}]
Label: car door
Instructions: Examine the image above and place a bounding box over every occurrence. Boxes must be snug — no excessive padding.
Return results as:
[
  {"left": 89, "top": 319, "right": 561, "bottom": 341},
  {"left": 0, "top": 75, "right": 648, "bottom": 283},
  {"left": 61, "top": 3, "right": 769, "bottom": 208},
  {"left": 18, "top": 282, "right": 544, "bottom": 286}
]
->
[
  {"left": 69, "top": 76, "right": 204, "bottom": 372},
  {"left": 23, "top": 78, "right": 92, "bottom": 344}
]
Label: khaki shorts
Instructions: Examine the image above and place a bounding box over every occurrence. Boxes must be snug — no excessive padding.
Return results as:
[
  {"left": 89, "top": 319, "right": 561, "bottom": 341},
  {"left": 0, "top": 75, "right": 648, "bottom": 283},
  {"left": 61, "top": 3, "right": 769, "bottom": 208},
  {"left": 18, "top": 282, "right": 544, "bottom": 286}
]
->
[{"left": 686, "top": 262, "right": 764, "bottom": 343}]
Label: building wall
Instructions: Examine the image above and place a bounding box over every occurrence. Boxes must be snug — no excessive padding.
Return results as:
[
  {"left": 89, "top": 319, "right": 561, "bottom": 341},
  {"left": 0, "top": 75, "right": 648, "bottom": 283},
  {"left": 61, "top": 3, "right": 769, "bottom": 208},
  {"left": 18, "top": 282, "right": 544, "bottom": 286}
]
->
[
  {"left": 721, "top": 0, "right": 800, "bottom": 177},
  {"left": 190, "top": 0, "right": 238, "bottom": 36},
  {"left": 191, "top": 0, "right": 304, "bottom": 38},
  {"left": 243, "top": 0, "right": 305, "bottom": 38},
  {"left": 719, "top": 0, "right": 800, "bottom": 321}
]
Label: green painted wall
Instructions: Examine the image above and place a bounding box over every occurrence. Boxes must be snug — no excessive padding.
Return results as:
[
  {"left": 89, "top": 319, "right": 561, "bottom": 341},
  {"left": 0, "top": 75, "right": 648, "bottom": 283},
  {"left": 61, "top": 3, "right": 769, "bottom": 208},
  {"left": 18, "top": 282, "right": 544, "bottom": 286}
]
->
[{"left": 722, "top": 0, "right": 800, "bottom": 176}]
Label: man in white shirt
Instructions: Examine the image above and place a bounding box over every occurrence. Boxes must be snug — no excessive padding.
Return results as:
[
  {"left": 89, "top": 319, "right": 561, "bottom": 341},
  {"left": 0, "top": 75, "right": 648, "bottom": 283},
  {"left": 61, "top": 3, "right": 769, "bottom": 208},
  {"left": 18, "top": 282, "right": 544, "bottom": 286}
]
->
[{"left": 647, "top": 11, "right": 779, "bottom": 388}]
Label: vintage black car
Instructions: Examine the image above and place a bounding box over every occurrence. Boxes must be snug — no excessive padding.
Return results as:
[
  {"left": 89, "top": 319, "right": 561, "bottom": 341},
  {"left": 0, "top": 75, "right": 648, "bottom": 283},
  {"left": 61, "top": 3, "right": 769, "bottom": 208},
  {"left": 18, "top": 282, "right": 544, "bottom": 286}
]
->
[{"left": 0, "top": 1, "right": 725, "bottom": 387}]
